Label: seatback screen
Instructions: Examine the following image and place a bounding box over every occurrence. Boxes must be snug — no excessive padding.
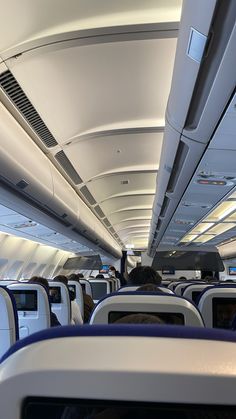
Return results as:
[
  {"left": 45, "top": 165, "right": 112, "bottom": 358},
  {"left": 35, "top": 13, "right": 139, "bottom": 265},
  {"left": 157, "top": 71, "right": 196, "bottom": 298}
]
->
[
  {"left": 213, "top": 297, "right": 236, "bottom": 329},
  {"left": 13, "top": 290, "right": 37, "bottom": 311},
  {"left": 108, "top": 311, "right": 184, "bottom": 325},
  {"left": 49, "top": 287, "right": 62, "bottom": 304},
  {"left": 23, "top": 397, "right": 236, "bottom": 419},
  {"left": 90, "top": 282, "right": 108, "bottom": 300}
]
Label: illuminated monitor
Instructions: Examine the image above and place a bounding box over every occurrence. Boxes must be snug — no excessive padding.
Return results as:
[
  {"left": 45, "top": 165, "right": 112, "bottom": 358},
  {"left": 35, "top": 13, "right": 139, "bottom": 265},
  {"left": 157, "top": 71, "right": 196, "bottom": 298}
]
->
[
  {"left": 90, "top": 282, "right": 108, "bottom": 300},
  {"left": 229, "top": 267, "right": 236, "bottom": 275},
  {"left": 192, "top": 291, "right": 202, "bottom": 304},
  {"left": 99, "top": 264, "right": 109, "bottom": 274},
  {"left": 162, "top": 269, "right": 175, "bottom": 275},
  {"left": 13, "top": 290, "right": 37, "bottom": 311},
  {"left": 108, "top": 311, "right": 184, "bottom": 325},
  {"left": 49, "top": 287, "right": 62, "bottom": 304},
  {"left": 22, "top": 397, "right": 236, "bottom": 419},
  {"left": 213, "top": 297, "right": 236, "bottom": 329}
]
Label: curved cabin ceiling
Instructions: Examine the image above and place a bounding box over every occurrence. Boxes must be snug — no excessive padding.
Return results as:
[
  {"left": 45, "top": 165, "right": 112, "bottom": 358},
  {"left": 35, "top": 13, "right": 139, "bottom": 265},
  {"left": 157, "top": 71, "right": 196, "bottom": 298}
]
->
[{"left": 0, "top": 0, "right": 182, "bottom": 251}]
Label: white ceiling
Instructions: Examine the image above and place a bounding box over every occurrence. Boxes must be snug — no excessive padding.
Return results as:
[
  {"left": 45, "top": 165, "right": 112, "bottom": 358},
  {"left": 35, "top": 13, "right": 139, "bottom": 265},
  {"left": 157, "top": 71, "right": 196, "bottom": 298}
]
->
[{"left": 0, "top": 0, "right": 182, "bottom": 251}]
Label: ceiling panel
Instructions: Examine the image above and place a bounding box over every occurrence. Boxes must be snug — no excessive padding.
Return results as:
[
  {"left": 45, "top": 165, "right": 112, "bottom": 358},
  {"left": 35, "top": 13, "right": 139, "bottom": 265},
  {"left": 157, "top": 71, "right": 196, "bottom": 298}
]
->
[
  {"left": 108, "top": 209, "right": 152, "bottom": 225},
  {"left": 8, "top": 38, "right": 176, "bottom": 141},
  {"left": 100, "top": 195, "right": 154, "bottom": 216},
  {"left": 0, "top": 0, "right": 181, "bottom": 56},
  {"left": 86, "top": 172, "right": 157, "bottom": 202},
  {"left": 1, "top": 1, "right": 180, "bottom": 251}
]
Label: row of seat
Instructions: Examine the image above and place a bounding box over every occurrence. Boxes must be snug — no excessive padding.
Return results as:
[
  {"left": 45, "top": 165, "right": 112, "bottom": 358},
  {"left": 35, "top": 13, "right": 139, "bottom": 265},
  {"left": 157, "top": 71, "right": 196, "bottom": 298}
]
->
[
  {"left": 0, "top": 324, "right": 236, "bottom": 418},
  {"left": 1, "top": 279, "right": 236, "bottom": 358}
]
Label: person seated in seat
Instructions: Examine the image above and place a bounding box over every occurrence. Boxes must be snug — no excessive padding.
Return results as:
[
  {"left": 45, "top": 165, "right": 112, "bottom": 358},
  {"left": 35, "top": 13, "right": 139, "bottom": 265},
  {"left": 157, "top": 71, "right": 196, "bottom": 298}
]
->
[
  {"left": 137, "top": 283, "right": 164, "bottom": 293},
  {"left": 53, "top": 275, "right": 83, "bottom": 325},
  {"left": 128, "top": 266, "right": 162, "bottom": 286},
  {"left": 68, "top": 273, "right": 95, "bottom": 323},
  {"left": 29, "top": 277, "right": 61, "bottom": 327}
]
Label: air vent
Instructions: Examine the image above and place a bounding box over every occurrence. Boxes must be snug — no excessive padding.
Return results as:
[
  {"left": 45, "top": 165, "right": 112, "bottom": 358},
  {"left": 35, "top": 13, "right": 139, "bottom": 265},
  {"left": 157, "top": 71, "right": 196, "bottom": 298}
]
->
[
  {"left": 120, "top": 180, "right": 129, "bottom": 185},
  {"left": 80, "top": 186, "right": 96, "bottom": 205},
  {"left": 166, "top": 141, "right": 189, "bottom": 193},
  {"left": 16, "top": 179, "right": 28, "bottom": 190},
  {"left": 103, "top": 218, "right": 111, "bottom": 227},
  {"left": 0, "top": 70, "right": 58, "bottom": 148},
  {"left": 55, "top": 151, "right": 82, "bottom": 185},
  {"left": 110, "top": 227, "right": 115, "bottom": 234},
  {"left": 94, "top": 205, "right": 105, "bottom": 218}
]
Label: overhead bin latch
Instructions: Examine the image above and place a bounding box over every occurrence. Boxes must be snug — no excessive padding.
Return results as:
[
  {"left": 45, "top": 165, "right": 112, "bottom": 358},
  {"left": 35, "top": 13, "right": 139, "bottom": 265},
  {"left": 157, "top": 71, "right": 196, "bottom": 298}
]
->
[{"left": 187, "top": 28, "right": 207, "bottom": 63}]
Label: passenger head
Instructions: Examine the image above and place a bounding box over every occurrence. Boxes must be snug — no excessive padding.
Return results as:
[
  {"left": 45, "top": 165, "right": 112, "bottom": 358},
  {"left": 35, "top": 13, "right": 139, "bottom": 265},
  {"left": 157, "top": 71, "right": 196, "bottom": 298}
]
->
[
  {"left": 68, "top": 273, "right": 80, "bottom": 282},
  {"left": 53, "top": 275, "right": 68, "bottom": 286},
  {"left": 128, "top": 266, "right": 162, "bottom": 286},
  {"left": 204, "top": 276, "right": 218, "bottom": 283},
  {"left": 96, "top": 274, "right": 104, "bottom": 279},
  {"left": 179, "top": 276, "right": 187, "bottom": 280},
  {"left": 77, "top": 273, "right": 84, "bottom": 278},
  {"left": 114, "top": 313, "right": 164, "bottom": 324},
  {"left": 29, "top": 276, "right": 49, "bottom": 293},
  {"left": 137, "top": 283, "right": 163, "bottom": 293}
]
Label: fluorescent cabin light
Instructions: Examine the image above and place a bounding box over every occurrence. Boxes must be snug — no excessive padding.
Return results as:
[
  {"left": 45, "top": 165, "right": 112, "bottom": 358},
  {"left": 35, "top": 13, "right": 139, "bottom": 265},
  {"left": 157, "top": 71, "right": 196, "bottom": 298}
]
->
[
  {"left": 125, "top": 244, "right": 134, "bottom": 249},
  {"left": 205, "top": 201, "right": 236, "bottom": 222},
  {"left": 180, "top": 234, "right": 198, "bottom": 243},
  {"left": 191, "top": 222, "right": 214, "bottom": 235},
  {"left": 193, "top": 234, "right": 215, "bottom": 243},
  {"left": 207, "top": 223, "right": 236, "bottom": 235},
  {"left": 225, "top": 211, "right": 236, "bottom": 222}
]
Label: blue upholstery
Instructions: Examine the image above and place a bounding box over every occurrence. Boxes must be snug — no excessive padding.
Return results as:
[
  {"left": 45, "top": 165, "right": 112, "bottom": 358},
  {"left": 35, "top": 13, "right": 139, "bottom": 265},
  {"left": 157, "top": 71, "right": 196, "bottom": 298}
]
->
[
  {"left": 3, "top": 323, "right": 236, "bottom": 363},
  {"left": 0, "top": 286, "right": 19, "bottom": 340}
]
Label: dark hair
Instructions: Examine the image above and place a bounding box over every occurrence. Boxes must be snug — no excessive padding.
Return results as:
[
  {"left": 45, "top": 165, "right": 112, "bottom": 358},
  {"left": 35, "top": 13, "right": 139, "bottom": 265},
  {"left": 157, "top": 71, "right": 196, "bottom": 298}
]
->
[
  {"left": 137, "top": 283, "right": 163, "bottom": 293},
  {"left": 77, "top": 273, "right": 84, "bottom": 278},
  {"left": 109, "top": 266, "right": 116, "bottom": 271},
  {"left": 53, "top": 275, "right": 68, "bottom": 286},
  {"left": 68, "top": 273, "right": 80, "bottom": 282},
  {"left": 29, "top": 276, "right": 49, "bottom": 293},
  {"left": 114, "top": 313, "right": 164, "bottom": 324},
  {"left": 96, "top": 274, "right": 104, "bottom": 279},
  {"left": 128, "top": 266, "right": 162, "bottom": 286},
  {"left": 179, "top": 276, "right": 186, "bottom": 280}
]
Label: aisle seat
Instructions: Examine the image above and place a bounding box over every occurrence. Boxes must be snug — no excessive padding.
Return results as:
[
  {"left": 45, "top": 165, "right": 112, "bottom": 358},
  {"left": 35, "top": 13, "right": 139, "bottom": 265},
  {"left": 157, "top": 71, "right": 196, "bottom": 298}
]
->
[
  {"left": 1, "top": 325, "right": 236, "bottom": 418},
  {"left": 79, "top": 279, "right": 92, "bottom": 297},
  {"left": 68, "top": 280, "right": 84, "bottom": 319},
  {"left": 198, "top": 285, "right": 236, "bottom": 329},
  {"left": 182, "top": 284, "right": 214, "bottom": 304},
  {"left": 89, "top": 292, "right": 204, "bottom": 327},
  {"left": 88, "top": 279, "right": 110, "bottom": 303},
  {"left": 48, "top": 281, "right": 71, "bottom": 326},
  {"left": 0, "top": 286, "right": 18, "bottom": 357},
  {"left": 8, "top": 284, "right": 50, "bottom": 338}
]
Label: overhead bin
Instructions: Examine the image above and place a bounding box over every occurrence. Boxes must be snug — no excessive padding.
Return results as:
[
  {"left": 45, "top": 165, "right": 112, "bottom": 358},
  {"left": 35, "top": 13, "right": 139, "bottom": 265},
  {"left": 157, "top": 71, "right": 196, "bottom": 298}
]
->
[
  {"left": 148, "top": 0, "right": 236, "bottom": 256},
  {"left": 0, "top": 99, "right": 121, "bottom": 258}
]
